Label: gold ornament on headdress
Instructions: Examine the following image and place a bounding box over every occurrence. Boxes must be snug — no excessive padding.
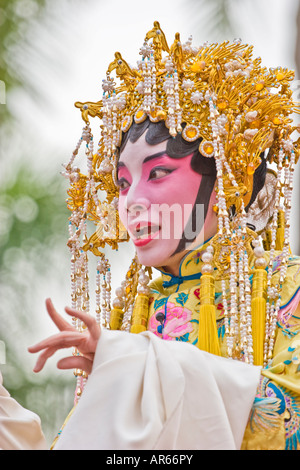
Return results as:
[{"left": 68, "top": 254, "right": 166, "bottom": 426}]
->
[{"left": 62, "top": 22, "right": 300, "bottom": 398}]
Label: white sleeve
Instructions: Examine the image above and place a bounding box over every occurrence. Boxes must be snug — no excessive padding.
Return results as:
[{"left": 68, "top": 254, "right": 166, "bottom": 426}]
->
[
  {"left": 0, "top": 371, "right": 47, "bottom": 450},
  {"left": 54, "top": 329, "right": 261, "bottom": 450}
]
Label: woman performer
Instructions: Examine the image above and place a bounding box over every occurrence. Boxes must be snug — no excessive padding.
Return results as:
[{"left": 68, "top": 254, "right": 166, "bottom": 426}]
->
[{"left": 28, "top": 23, "right": 300, "bottom": 450}]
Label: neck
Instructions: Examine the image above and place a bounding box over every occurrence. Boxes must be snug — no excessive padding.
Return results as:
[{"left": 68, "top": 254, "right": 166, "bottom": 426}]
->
[{"left": 161, "top": 250, "right": 188, "bottom": 276}]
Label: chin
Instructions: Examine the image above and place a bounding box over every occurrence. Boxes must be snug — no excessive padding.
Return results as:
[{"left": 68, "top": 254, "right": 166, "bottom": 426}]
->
[
  {"left": 135, "top": 240, "right": 189, "bottom": 273},
  {"left": 135, "top": 249, "right": 164, "bottom": 269},
  {"left": 134, "top": 243, "right": 176, "bottom": 269}
]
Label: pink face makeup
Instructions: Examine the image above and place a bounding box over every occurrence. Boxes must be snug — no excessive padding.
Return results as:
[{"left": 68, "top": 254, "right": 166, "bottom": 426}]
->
[{"left": 117, "top": 133, "right": 218, "bottom": 273}]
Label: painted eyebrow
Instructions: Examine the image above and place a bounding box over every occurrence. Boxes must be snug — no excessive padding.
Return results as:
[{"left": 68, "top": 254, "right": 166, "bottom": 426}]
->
[
  {"left": 117, "top": 151, "right": 168, "bottom": 171},
  {"left": 143, "top": 151, "right": 168, "bottom": 163}
]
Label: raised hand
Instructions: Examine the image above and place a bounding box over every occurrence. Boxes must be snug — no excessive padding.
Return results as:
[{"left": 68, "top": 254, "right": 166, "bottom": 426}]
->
[{"left": 28, "top": 298, "right": 101, "bottom": 375}]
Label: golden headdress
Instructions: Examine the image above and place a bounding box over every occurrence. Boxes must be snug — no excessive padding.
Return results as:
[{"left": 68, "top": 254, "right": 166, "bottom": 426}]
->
[{"left": 61, "top": 22, "right": 300, "bottom": 399}]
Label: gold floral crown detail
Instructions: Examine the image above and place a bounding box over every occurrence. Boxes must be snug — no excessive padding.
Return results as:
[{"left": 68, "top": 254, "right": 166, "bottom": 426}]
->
[{"left": 72, "top": 21, "right": 299, "bottom": 223}]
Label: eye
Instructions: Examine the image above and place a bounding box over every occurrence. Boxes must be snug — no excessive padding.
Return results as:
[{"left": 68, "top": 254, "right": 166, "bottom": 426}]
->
[
  {"left": 148, "top": 167, "right": 175, "bottom": 181},
  {"left": 116, "top": 177, "right": 130, "bottom": 191}
]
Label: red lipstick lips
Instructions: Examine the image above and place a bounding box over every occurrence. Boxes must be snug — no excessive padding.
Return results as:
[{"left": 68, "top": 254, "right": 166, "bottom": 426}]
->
[{"left": 130, "top": 222, "right": 161, "bottom": 247}]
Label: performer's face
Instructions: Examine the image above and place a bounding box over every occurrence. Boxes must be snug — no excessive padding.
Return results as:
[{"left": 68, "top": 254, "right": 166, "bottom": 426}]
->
[{"left": 117, "top": 133, "right": 218, "bottom": 274}]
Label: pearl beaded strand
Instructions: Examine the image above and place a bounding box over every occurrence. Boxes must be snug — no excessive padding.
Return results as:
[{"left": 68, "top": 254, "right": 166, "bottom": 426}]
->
[
  {"left": 141, "top": 55, "right": 152, "bottom": 113},
  {"left": 163, "top": 57, "right": 177, "bottom": 137},
  {"left": 265, "top": 148, "right": 295, "bottom": 363},
  {"left": 238, "top": 201, "right": 254, "bottom": 364},
  {"left": 95, "top": 263, "right": 102, "bottom": 326},
  {"left": 207, "top": 96, "right": 236, "bottom": 357},
  {"left": 150, "top": 52, "right": 157, "bottom": 111},
  {"left": 264, "top": 146, "right": 285, "bottom": 363},
  {"left": 243, "top": 245, "right": 254, "bottom": 363},
  {"left": 208, "top": 94, "right": 256, "bottom": 361},
  {"left": 99, "top": 94, "right": 114, "bottom": 174}
]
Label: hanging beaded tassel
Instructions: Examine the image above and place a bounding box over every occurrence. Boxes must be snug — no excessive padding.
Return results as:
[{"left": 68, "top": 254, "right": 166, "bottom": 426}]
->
[
  {"left": 130, "top": 267, "right": 151, "bottom": 334},
  {"left": 140, "top": 45, "right": 153, "bottom": 114},
  {"left": 251, "top": 237, "right": 268, "bottom": 366},
  {"left": 263, "top": 147, "right": 285, "bottom": 365},
  {"left": 117, "top": 257, "right": 140, "bottom": 332},
  {"left": 100, "top": 76, "right": 116, "bottom": 174},
  {"left": 263, "top": 146, "right": 295, "bottom": 365},
  {"left": 198, "top": 246, "right": 221, "bottom": 356},
  {"left": 243, "top": 242, "right": 254, "bottom": 364},
  {"left": 62, "top": 124, "right": 95, "bottom": 402},
  {"left": 94, "top": 257, "right": 111, "bottom": 329},
  {"left": 62, "top": 122, "right": 112, "bottom": 400},
  {"left": 149, "top": 50, "right": 157, "bottom": 113},
  {"left": 109, "top": 257, "right": 152, "bottom": 334},
  {"left": 110, "top": 283, "right": 126, "bottom": 331},
  {"left": 236, "top": 204, "right": 254, "bottom": 365},
  {"left": 95, "top": 263, "right": 102, "bottom": 326},
  {"left": 196, "top": 97, "right": 230, "bottom": 357},
  {"left": 206, "top": 94, "right": 256, "bottom": 363}
]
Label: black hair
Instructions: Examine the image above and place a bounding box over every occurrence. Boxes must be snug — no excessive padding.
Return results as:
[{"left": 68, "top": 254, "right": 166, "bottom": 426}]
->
[
  {"left": 120, "top": 118, "right": 217, "bottom": 177},
  {"left": 245, "top": 155, "right": 267, "bottom": 212}
]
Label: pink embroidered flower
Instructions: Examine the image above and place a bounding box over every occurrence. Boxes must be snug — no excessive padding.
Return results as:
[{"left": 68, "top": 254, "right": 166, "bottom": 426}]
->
[{"left": 149, "top": 301, "right": 193, "bottom": 340}]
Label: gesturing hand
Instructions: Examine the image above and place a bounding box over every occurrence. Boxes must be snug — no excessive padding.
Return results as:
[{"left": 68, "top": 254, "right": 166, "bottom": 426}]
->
[{"left": 28, "top": 298, "right": 101, "bottom": 375}]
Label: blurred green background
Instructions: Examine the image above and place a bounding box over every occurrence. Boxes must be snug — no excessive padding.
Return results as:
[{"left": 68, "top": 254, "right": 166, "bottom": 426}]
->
[{"left": 0, "top": 0, "right": 300, "bottom": 447}]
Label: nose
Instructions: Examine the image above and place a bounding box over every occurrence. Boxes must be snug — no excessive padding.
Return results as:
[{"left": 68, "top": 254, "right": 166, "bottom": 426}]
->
[
  {"left": 124, "top": 178, "right": 151, "bottom": 215},
  {"left": 125, "top": 198, "right": 150, "bottom": 216}
]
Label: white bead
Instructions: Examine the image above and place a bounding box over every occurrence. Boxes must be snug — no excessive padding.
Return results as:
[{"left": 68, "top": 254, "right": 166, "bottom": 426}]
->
[
  {"left": 252, "top": 238, "right": 261, "bottom": 247},
  {"left": 112, "top": 297, "right": 124, "bottom": 309},
  {"left": 253, "top": 246, "right": 265, "bottom": 257},
  {"left": 201, "top": 252, "right": 213, "bottom": 263},
  {"left": 115, "top": 286, "right": 124, "bottom": 297},
  {"left": 139, "top": 275, "right": 149, "bottom": 285},
  {"left": 137, "top": 285, "right": 150, "bottom": 295},
  {"left": 201, "top": 264, "right": 213, "bottom": 274}
]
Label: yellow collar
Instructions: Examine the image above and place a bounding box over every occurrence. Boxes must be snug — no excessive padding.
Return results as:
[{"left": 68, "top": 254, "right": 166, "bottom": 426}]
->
[{"left": 156, "top": 238, "right": 213, "bottom": 290}]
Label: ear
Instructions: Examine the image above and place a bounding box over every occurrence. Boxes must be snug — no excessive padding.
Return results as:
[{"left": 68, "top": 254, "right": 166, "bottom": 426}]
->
[{"left": 246, "top": 169, "right": 277, "bottom": 233}]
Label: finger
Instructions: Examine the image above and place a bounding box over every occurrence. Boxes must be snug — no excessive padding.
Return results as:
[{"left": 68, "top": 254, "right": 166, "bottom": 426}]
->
[
  {"left": 57, "top": 356, "right": 93, "bottom": 375},
  {"left": 46, "top": 298, "right": 74, "bottom": 332},
  {"left": 32, "top": 346, "right": 57, "bottom": 373},
  {"left": 28, "top": 330, "right": 87, "bottom": 354},
  {"left": 64, "top": 307, "right": 101, "bottom": 341}
]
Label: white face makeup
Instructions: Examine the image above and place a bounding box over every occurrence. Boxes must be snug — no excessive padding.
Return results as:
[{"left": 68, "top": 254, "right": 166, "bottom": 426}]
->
[{"left": 117, "top": 132, "right": 218, "bottom": 275}]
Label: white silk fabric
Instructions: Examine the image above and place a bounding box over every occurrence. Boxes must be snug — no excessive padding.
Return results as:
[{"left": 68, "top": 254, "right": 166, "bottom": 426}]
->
[
  {"left": 0, "top": 371, "right": 46, "bottom": 450},
  {"left": 55, "top": 329, "right": 261, "bottom": 450}
]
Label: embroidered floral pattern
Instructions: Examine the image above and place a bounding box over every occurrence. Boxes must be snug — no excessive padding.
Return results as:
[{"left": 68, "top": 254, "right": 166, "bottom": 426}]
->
[
  {"left": 251, "top": 376, "right": 300, "bottom": 450},
  {"left": 185, "top": 249, "right": 205, "bottom": 268},
  {"left": 148, "top": 301, "right": 194, "bottom": 341},
  {"left": 277, "top": 306, "right": 300, "bottom": 339}
]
